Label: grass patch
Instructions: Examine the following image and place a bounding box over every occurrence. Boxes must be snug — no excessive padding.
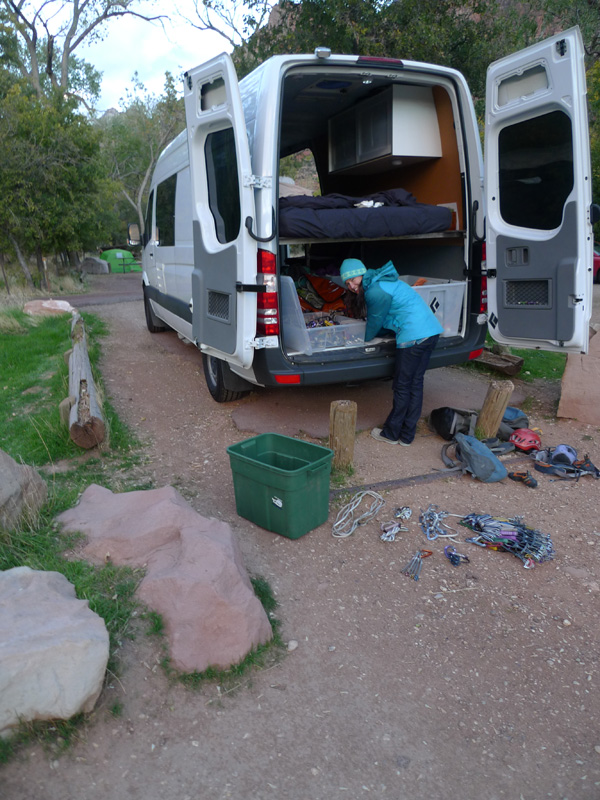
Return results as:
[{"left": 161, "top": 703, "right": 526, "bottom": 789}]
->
[
  {"left": 330, "top": 463, "right": 355, "bottom": 487},
  {"left": 0, "top": 309, "right": 148, "bottom": 759},
  {"left": 510, "top": 346, "right": 567, "bottom": 382},
  {"left": 462, "top": 334, "right": 567, "bottom": 384}
]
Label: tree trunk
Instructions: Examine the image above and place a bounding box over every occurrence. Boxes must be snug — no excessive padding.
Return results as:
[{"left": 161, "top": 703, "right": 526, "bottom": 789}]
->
[
  {"left": 68, "top": 314, "right": 105, "bottom": 449},
  {"left": 0, "top": 252, "right": 10, "bottom": 294},
  {"left": 8, "top": 235, "right": 34, "bottom": 289},
  {"left": 476, "top": 380, "right": 514, "bottom": 440},
  {"left": 329, "top": 400, "right": 357, "bottom": 470},
  {"left": 35, "top": 245, "right": 48, "bottom": 291}
]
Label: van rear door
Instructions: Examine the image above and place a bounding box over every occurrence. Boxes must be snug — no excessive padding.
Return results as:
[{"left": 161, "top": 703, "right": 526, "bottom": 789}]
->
[
  {"left": 485, "top": 26, "right": 592, "bottom": 354},
  {"left": 183, "top": 54, "right": 257, "bottom": 368}
]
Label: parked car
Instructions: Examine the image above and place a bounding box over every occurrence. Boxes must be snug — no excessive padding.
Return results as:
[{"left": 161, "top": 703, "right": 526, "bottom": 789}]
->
[{"left": 594, "top": 247, "right": 600, "bottom": 283}]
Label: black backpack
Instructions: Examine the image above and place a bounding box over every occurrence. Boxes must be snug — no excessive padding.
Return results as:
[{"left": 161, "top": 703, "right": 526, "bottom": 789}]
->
[{"left": 429, "top": 407, "right": 477, "bottom": 441}]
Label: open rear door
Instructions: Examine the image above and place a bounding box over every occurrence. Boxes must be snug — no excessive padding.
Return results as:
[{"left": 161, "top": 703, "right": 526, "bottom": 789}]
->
[
  {"left": 183, "top": 54, "right": 257, "bottom": 368},
  {"left": 485, "top": 26, "right": 593, "bottom": 353}
]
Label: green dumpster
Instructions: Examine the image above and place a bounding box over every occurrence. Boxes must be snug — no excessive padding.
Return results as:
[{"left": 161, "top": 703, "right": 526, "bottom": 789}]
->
[{"left": 99, "top": 249, "right": 141, "bottom": 273}]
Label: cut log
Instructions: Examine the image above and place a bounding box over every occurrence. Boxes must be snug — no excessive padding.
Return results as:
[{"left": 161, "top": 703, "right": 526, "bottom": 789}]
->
[
  {"left": 329, "top": 400, "right": 357, "bottom": 470},
  {"left": 68, "top": 315, "right": 105, "bottom": 449},
  {"left": 473, "top": 349, "right": 524, "bottom": 376},
  {"left": 476, "top": 379, "right": 514, "bottom": 440}
]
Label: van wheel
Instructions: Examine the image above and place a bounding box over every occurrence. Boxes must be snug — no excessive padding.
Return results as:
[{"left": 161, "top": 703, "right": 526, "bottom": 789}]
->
[
  {"left": 143, "top": 286, "right": 167, "bottom": 333},
  {"left": 203, "top": 354, "right": 250, "bottom": 403}
]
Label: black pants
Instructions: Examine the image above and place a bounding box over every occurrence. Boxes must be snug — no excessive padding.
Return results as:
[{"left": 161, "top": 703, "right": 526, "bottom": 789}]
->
[{"left": 382, "top": 335, "right": 439, "bottom": 444}]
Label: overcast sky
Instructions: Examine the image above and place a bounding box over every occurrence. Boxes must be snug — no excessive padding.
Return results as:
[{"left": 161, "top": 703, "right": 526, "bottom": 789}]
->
[{"left": 80, "top": 3, "right": 232, "bottom": 112}]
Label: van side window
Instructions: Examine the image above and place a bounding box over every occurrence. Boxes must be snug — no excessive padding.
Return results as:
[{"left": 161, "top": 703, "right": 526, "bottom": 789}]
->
[
  {"left": 498, "top": 109, "right": 573, "bottom": 231},
  {"left": 143, "top": 189, "right": 154, "bottom": 246},
  {"left": 156, "top": 174, "right": 177, "bottom": 247},
  {"left": 205, "top": 127, "right": 241, "bottom": 243}
]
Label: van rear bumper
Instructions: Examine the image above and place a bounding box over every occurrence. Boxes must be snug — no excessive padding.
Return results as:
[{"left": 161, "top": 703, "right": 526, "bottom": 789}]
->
[{"left": 251, "top": 323, "right": 487, "bottom": 388}]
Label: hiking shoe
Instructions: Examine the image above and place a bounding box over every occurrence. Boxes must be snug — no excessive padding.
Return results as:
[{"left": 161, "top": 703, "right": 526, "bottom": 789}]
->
[
  {"left": 508, "top": 470, "right": 538, "bottom": 488},
  {"left": 573, "top": 455, "right": 600, "bottom": 478},
  {"left": 371, "top": 427, "right": 398, "bottom": 444}
]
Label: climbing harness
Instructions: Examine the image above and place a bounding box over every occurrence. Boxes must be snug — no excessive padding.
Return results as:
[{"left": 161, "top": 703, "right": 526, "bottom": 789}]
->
[
  {"left": 401, "top": 549, "right": 433, "bottom": 581},
  {"left": 332, "top": 490, "right": 385, "bottom": 538},
  {"left": 461, "top": 513, "right": 555, "bottom": 568},
  {"left": 419, "top": 504, "right": 462, "bottom": 541}
]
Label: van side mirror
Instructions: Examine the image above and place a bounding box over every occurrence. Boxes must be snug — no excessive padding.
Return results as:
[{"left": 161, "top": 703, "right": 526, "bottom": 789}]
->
[{"left": 128, "top": 223, "right": 141, "bottom": 247}]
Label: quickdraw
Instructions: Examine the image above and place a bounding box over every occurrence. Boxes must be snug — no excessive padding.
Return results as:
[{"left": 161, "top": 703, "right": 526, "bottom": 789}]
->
[
  {"left": 380, "top": 506, "right": 413, "bottom": 542},
  {"left": 460, "top": 513, "right": 555, "bottom": 568},
  {"left": 380, "top": 520, "right": 408, "bottom": 542},
  {"left": 400, "top": 549, "right": 433, "bottom": 581},
  {"left": 419, "top": 504, "right": 461, "bottom": 541}
]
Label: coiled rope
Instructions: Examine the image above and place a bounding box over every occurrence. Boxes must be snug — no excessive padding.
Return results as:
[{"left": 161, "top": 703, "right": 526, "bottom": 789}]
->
[{"left": 332, "top": 490, "right": 385, "bottom": 538}]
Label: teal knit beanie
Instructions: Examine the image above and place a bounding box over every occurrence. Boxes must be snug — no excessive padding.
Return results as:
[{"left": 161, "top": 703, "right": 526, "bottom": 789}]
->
[{"left": 339, "top": 258, "right": 367, "bottom": 282}]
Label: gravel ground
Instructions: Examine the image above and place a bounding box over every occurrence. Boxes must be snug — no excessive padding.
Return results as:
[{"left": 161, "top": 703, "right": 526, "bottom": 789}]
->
[{"left": 4, "top": 277, "right": 600, "bottom": 800}]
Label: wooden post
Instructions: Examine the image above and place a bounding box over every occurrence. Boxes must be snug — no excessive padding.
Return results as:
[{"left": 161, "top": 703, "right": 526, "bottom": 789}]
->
[
  {"left": 67, "top": 314, "right": 106, "bottom": 449},
  {"left": 476, "top": 379, "right": 514, "bottom": 439},
  {"left": 329, "top": 400, "right": 357, "bottom": 470}
]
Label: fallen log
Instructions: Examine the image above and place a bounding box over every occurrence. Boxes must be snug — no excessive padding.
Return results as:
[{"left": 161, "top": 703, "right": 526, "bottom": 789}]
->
[
  {"left": 472, "top": 349, "right": 524, "bottom": 376},
  {"left": 67, "top": 314, "right": 105, "bottom": 449}
]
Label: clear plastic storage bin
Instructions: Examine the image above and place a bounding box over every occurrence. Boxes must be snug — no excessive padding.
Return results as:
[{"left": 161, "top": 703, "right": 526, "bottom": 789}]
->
[
  {"left": 398, "top": 275, "right": 465, "bottom": 338},
  {"left": 281, "top": 276, "right": 366, "bottom": 354}
]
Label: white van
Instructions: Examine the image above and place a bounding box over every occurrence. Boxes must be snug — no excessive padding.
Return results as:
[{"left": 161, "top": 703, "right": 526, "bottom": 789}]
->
[{"left": 131, "top": 27, "right": 595, "bottom": 402}]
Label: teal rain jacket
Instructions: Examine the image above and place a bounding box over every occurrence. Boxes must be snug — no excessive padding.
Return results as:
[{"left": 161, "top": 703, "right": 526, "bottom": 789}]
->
[{"left": 363, "top": 261, "right": 444, "bottom": 345}]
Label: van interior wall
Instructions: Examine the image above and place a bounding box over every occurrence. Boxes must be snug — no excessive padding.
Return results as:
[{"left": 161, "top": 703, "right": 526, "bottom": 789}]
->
[
  {"left": 359, "top": 239, "right": 466, "bottom": 280},
  {"left": 316, "top": 87, "right": 464, "bottom": 231}
]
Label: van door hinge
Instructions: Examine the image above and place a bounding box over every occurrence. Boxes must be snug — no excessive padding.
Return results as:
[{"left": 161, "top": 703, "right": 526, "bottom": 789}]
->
[
  {"left": 248, "top": 336, "right": 278, "bottom": 349},
  {"left": 243, "top": 174, "right": 272, "bottom": 189},
  {"left": 486, "top": 269, "right": 497, "bottom": 279}
]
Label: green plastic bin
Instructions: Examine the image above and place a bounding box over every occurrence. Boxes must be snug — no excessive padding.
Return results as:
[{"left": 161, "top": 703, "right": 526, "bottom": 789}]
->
[{"left": 227, "top": 433, "right": 333, "bottom": 539}]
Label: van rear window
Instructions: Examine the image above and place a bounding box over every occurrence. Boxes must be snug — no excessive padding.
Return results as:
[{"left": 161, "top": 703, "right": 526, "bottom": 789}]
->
[{"left": 498, "top": 109, "right": 573, "bottom": 231}]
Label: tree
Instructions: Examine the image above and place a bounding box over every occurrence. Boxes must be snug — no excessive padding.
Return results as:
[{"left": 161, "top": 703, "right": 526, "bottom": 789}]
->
[
  {"left": 102, "top": 72, "right": 185, "bottom": 235},
  {"left": 0, "top": 86, "right": 117, "bottom": 286},
  {"left": 0, "top": 0, "right": 165, "bottom": 107}
]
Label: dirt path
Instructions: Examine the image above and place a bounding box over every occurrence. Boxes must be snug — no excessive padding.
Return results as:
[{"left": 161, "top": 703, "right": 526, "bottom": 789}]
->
[{"left": 4, "top": 284, "right": 600, "bottom": 800}]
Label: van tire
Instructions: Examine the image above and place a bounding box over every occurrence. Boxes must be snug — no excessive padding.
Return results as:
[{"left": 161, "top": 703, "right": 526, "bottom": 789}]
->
[
  {"left": 203, "top": 354, "right": 250, "bottom": 403},
  {"left": 143, "top": 286, "right": 167, "bottom": 333}
]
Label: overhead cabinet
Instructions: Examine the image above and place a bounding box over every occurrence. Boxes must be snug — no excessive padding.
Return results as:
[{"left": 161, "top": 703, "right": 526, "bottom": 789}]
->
[{"left": 328, "top": 84, "right": 443, "bottom": 173}]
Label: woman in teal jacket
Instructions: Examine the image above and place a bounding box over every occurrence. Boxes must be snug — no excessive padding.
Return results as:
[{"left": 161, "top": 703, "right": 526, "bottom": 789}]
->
[{"left": 340, "top": 258, "right": 443, "bottom": 446}]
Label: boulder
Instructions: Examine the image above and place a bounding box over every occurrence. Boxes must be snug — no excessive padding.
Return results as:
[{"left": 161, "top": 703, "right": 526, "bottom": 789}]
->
[
  {"left": 23, "top": 299, "right": 75, "bottom": 317},
  {"left": 57, "top": 485, "right": 273, "bottom": 673},
  {"left": 558, "top": 327, "right": 600, "bottom": 425},
  {"left": 0, "top": 567, "right": 109, "bottom": 737},
  {"left": 81, "top": 256, "right": 109, "bottom": 274},
  {"left": 0, "top": 449, "right": 48, "bottom": 530}
]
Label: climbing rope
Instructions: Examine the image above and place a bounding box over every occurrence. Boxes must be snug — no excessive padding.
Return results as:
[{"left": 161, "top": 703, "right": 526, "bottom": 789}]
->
[{"left": 332, "top": 490, "right": 385, "bottom": 538}]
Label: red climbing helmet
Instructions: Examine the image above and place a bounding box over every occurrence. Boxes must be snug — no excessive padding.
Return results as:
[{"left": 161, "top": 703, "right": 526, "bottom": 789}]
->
[{"left": 509, "top": 428, "right": 541, "bottom": 452}]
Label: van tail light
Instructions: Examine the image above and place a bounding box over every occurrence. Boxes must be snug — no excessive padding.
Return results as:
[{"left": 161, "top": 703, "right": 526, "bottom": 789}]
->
[
  {"left": 256, "top": 249, "right": 279, "bottom": 337},
  {"left": 480, "top": 241, "right": 488, "bottom": 314}
]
